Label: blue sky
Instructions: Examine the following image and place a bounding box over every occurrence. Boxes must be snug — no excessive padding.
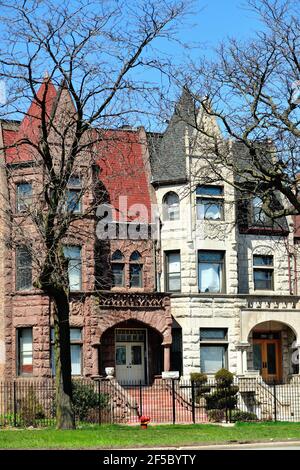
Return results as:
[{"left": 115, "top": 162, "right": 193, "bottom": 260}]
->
[{"left": 166, "top": 0, "right": 264, "bottom": 63}]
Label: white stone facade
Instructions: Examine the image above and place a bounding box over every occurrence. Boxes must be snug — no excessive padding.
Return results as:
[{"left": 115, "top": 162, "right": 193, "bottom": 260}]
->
[{"left": 154, "top": 126, "right": 300, "bottom": 383}]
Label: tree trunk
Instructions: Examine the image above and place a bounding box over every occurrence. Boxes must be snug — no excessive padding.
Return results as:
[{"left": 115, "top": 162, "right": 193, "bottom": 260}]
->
[{"left": 53, "top": 291, "right": 75, "bottom": 429}]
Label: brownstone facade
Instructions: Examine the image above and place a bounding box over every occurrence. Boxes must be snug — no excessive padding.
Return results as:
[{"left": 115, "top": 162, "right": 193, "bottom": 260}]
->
[{"left": 0, "top": 82, "right": 172, "bottom": 383}]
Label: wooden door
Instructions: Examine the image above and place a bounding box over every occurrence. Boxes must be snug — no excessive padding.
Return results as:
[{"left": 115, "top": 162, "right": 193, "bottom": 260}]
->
[{"left": 253, "top": 339, "right": 282, "bottom": 383}]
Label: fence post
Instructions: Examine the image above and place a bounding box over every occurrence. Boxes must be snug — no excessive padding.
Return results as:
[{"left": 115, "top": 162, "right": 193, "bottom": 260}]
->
[
  {"left": 225, "top": 387, "right": 228, "bottom": 423},
  {"left": 273, "top": 381, "right": 277, "bottom": 422},
  {"left": 172, "top": 379, "right": 176, "bottom": 425},
  {"left": 98, "top": 380, "right": 102, "bottom": 425},
  {"left": 139, "top": 380, "right": 143, "bottom": 417},
  {"left": 191, "top": 380, "right": 195, "bottom": 424},
  {"left": 13, "top": 381, "right": 17, "bottom": 427}
]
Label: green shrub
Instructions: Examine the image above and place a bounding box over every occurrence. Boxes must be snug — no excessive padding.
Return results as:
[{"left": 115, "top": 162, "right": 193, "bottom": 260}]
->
[
  {"left": 72, "top": 381, "right": 109, "bottom": 422},
  {"left": 190, "top": 372, "right": 207, "bottom": 384},
  {"left": 18, "top": 387, "right": 45, "bottom": 427},
  {"left": 215, "top": 368, "right": 234, "bottom": 387},
  {"left": 231, "top": 410, "right": 258, "bottom": 422},
  {"left": 207, "top": 409, "right": 225, "bottom": 422},
  {"left": 205, "top": 368, "right": 239, "bottom": 413}
]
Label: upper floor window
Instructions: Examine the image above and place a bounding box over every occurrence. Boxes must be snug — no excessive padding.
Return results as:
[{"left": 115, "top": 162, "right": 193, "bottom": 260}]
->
[
  {"left": 129, "top": 251, "right": 143, "bottom": 288},
  {"left": 51, "top": 327, "right": 82, "bottom": 376},
  {"left": 198, "top": 250, "right": 225, "bottom": 293},
  {"left": 16, "top": 182, "right": 32, "bottom": 212},
  {"left": 63, "top": 245, "right": 82, "bottom": 291},
  {"left": 165, "top": 250, "right": 181, "bottom": 292},
  {"left": 111, "top": 250, "right": 125, "bottom": 287},
  {"left": 163, "top": 192, "right": 180, "bottom": 221},
  {"left": 17, "top": 327, "right": 33, "bottom": 375},
  {"left": 196, "top": 185, "right": 224, "bottom": 220},
  {"left": 16, "top": 246, "right": 32, "bottom": 290},
  {"left": 253, "top": 254, "right": 274, "bottom": 290},
  {"left": 66, "top": 176, "right": 82, "bottom": 213},
  {"left": 252, "top": 196, "right": 272, "bottom": 226}
]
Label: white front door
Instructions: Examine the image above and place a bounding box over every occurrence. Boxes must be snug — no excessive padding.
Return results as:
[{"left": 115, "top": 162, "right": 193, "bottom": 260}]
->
[{"left": 115, "top": 342, "right": 145, "bottom": 384}]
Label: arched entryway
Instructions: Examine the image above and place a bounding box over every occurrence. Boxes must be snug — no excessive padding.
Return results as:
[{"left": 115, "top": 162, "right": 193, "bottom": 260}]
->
[
  {"left": 99, "top": 319, "right": 164, "bottom": 384},
  {"left": 247, "top": 321, "right": 298, "bottom": 383}
]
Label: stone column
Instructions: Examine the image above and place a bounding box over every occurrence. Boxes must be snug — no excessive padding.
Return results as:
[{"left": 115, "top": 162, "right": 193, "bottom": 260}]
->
[
  {"left": 91, "top": 343, "right": 99, "bottom": 377},
  {"left": 236, "top": 343, "right": 250, "bottom": 375},
  {"left": 163, "top": 344, "right": 171, "bottom": 372}
]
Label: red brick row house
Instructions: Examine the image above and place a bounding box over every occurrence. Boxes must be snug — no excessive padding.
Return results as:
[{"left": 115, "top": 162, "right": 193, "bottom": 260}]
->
[{"left": 0, "top": 78, "right": 173, "bottom": 384}]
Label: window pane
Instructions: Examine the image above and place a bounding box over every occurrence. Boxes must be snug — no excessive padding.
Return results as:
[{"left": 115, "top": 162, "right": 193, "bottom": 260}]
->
[
  {"left": 16, "top": 247, "right": 32, "bottom": 290},
  {"left": 197, "top": 200, "right": 223, "bottom": 220},
  {"left": 116, "top": 346, "right": 126, "bottom": 365},
  {"left": 131, "top": 345, "right": 142, "bottom": 365},
  {"left": 70, "top": 328, "right": 82, "bottom": 341},
  {"left": 63, "top": 246, "right": 82, "bottom": 291},
  {"left": 196, "top": 185, "right": 223, "bottom": 196},
  {"left": 168, "top": 273, "right": 181, "bottom": 291},
  {"left": 253, "top": 343, "right": 262, "bottom": 370},
  {"left": 17, "top": 183, "right": 32, "bottom": 211},
  {"left": 199, "top": 263, "right": 221, "bottom": 293},
  {"left": 71, "top": 344, "right": 81, "bottom": 375},
  {"left": 254, "top": 269, "right": 273, "bottom": 290},
  {"left": 200, "top": 329, "right": 227, "bottom": 340},
  {"left": 112, "top": 250, "right": 124, "bottom": 261},
  {"left": 167, "top": 252, "right": 180, "bottom": 273},
  {"left": 130, "top": 264, "right": 142, "bottom": 287},
  {"left": 267, "top": 343, "right": 277, "bottom": 374},
  {"left": 19, "top": 328, "right": 33, "bottom": 374},
  {"left": 253, "top": 255, "right": 273, "bottom": 266},
  {"left": 68, "top": 176, "right": 81, "bottom": 187},
  {"left": 199, "top": 251, "right": 224, "bottom": 263},
  {"left": 112, "top": 263, "right": 124, "bottom": 286},
  {"left": 130, "top": 251, "right": 141, "bottom": 262},
  {"left": 163, "top": 192, "right": 180, "bottom": 221},
  {"left": 200, "top": 345, "right": 226, "bottom": 373},
  {"left": 66, "top": 189, "right": 81, "bottom": 213}
]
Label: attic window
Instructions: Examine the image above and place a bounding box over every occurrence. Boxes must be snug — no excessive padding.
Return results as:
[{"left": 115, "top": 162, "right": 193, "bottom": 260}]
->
[{"left": 163, "top": 192, "right": 180, "bottom": 221}]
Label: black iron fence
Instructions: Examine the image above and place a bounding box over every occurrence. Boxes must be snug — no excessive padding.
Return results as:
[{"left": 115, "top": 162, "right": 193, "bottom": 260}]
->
[{"left": 0, "top": 376, "right": 300, "bottom": 427}]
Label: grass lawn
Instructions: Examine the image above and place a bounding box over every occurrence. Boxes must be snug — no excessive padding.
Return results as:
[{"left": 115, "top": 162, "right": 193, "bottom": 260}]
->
[{"left": 0, "top": 422, "right": 300, "bottom": 449}]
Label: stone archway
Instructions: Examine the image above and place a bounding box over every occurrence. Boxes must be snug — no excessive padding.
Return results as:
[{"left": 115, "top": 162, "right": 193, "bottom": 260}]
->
[
  {"left": 98, "top": 319, "right": 165, "bottom": 383},
  {"left": 245, "top": 320, "right": 299, "bottom": 382}
]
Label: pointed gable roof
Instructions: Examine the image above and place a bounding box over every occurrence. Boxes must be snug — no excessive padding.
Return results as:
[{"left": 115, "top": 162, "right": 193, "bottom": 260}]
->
[
  {"left": 3, "top": 78, "right": 57, "bottom": 163},
  {"left": 147, "top": 87, "right": 196, "bottom": 185}
]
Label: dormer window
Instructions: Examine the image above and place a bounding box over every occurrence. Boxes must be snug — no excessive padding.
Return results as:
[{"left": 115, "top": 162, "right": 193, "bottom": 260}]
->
[
  {"left": 196, "top": 185, "right": 224, "bottom": 220},
  {"left": 252, "top": 196, "right": 272, "bottom": 226},
  {"left": 163, "top": 192, "right": 180, "bottom": 221}
]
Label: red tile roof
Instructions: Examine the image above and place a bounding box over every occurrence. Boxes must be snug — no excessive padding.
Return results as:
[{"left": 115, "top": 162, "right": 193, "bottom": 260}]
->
[{"left": 2, "top": 81, "right": 153, "bottom": 222}]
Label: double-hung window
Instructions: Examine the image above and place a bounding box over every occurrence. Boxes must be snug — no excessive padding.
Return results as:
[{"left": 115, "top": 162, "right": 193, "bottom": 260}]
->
[
  {"left": 165, "top": 251, "right": 181, "bottom": 292},
  {"left": 16, "top": 246, "right": 32, "bottom": 291},
  {"left": 63, "top": 245, "right": 82, "bottom": 291},
  {"left": 111, "top": 250, "right": 125, "bottom": 287},
  {"left": 16, "top": 182, "right": 32, "bottom": 212},
  {"left": 200, "top": 328, "right": 228, "bottom": 373},
  {"left": 51, "top": 327, "right": 82, "bottom": 376},
  {"left": 198, "top": 251, "right": 225, "bottom": 293},
  {"left": 66, "top": 176, "right": 82, "bottom": 213},
  {"left": 196, "top": 185, "right": 224, "bottom": 220},
  {"left": 129, "top": 251, "right": 143, "bottom": 288},
  {"left": 253, "top": 255, "right": 274, "bottom": 290},
  {"left": 18, "top": 328, "right": 33, "bottom": 375}
]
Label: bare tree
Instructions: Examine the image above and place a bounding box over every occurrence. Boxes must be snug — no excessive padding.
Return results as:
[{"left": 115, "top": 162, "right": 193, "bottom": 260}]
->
[
  {"left": 181, "top": 0, "right": 300, "bottom": 225},
  {"left": 0, "top": 0, "right": 190, "bottom": 429}
]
